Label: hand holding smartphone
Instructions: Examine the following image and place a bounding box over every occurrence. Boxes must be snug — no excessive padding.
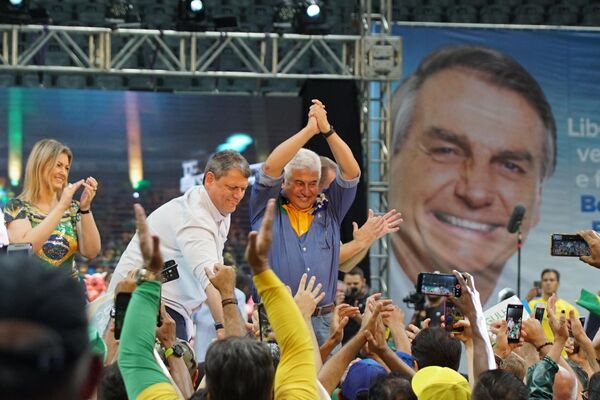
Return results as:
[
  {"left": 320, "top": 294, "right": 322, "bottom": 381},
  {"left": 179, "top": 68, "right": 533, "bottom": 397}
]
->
[
  {"left": 444, "top": 299, "right": 464, "bottom": 333},
  {"left": 506, "top": 304, "right": 524, "bottom": 343},
  {"left": 416, "top": 273, "right": 461, "bottom": 297},
  {"left": 550, "top": 234, "right": 591, "bottom": 257}
]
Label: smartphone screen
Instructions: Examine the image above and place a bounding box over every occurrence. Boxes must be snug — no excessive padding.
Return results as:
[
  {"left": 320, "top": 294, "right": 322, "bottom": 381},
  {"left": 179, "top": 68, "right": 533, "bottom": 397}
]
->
[
  {"left": 534, "top": 304, "right": 545, "bottom": 322},
  {"left": 113, "top": 292, "right": 132, "bottom": 340},
  {"left": 444, "top": 299, "right": 464, "bottom": 333},
  {"left": 551, "top": 234, "right": 591, "bottom": 257},
  {"left": 506, "top": 304, "right": 524, "bottom": 343},
  {"left": 258, "top": 303, "right": 273, "bottom": 342},
  {"left": 416, "top": 273, "right": 460, "bottom": 297},
  {"left": 161, "top": 260, "right": 179, "bottom": 283}
]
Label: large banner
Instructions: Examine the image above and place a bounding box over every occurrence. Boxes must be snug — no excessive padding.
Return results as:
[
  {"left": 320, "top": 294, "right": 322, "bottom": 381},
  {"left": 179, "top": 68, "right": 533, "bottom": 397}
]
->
[{"left": 387, "top": 25, "right": 600, "bottom": 312}]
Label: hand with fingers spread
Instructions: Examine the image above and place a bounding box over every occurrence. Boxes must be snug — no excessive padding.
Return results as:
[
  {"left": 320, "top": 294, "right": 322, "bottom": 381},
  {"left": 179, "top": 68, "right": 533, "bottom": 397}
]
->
[
  {"left": 579, "top": 230, "right": 600, "bottom": 268},
  {"left": 329, "top": 303, "right": 359, "bottom": 344},
  {"left": 294, "top": 274, "right": 326, "bottom": 319},
  {"left": 246, "top": 199, "right": 275, "bottom": 275}
]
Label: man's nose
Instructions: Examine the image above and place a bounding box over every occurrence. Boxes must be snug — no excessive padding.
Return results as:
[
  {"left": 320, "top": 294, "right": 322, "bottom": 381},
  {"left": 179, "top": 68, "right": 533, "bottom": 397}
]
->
[{"left": 454, "top": 160, "right": 495, "bottom": 208}]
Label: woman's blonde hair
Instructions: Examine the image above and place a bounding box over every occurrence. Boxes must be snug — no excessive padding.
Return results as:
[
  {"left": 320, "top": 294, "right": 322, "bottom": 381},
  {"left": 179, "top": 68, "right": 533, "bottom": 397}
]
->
[{"left": 19, "top": 139, "right": 73, "bottom": 203}]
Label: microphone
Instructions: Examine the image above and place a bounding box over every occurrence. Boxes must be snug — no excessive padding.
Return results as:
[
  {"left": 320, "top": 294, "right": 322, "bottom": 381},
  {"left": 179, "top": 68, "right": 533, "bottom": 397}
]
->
[{"left": 507, "top": 205, "right": 526, "bottom": 233}]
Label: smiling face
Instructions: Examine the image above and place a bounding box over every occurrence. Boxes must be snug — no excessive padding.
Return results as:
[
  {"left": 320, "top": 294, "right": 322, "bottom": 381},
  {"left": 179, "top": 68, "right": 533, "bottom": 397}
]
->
[
  {"left": 283, "top": 168, "right": 320, "bottom": 210},
  {"left": 47, "top": 152, "right": 70, "bottom": 193},
  {"left": 204, "top": 168, "right": 249, "bottom": 215},
  {"left": 390, "top": 68, "right": 546, "bottom": 279}
]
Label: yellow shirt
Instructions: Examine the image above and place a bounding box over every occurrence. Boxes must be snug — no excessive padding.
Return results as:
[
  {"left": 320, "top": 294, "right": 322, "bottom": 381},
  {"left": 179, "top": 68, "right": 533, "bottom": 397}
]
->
[{"left": 281, "top": 202, "right": 314, "bottom": 236}]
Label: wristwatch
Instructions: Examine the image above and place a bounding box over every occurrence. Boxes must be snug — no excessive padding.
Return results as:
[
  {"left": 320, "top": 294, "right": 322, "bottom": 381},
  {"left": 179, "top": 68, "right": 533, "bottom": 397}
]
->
[
  {"left": 164, "top": 343, "right": 184, "bottom": 359},
  {"left": 134, "top": 268, "right": 159, "bottom": 285}
]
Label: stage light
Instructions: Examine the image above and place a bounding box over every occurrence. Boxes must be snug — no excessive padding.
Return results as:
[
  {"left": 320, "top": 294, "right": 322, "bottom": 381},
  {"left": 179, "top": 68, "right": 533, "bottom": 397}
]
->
[
  {"left": 190, "top": 0, "right": 202, "bottom": 13},
  {"left": 0, "top": 0, "right": 31, "bottom": 23},
  {"left": 177, "top": 0, "right": 207, "bottom": 31},
  {"left": 306, "top": 3, "right": 320, "bottom": 18},
  {"left": 295, "top": 0, "right": 328, "bottom": 34}
]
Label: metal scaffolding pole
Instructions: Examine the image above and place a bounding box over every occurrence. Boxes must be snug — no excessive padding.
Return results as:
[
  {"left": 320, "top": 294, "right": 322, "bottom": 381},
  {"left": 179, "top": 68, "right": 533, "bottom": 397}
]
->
[{"left": 359, "top": 0, "right": 402, "bottom": 293}]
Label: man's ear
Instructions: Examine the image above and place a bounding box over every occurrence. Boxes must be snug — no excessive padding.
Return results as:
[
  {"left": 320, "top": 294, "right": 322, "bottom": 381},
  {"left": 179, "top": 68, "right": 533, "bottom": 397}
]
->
[
  {"left": 413, "top": 359, "right": 419, "bottom": 371},
  {"left": 205, "top": 171, "right": 215, "bottom": 186},
  {"left": 79, "top": 354, "right": 103, "bottom": 399}
]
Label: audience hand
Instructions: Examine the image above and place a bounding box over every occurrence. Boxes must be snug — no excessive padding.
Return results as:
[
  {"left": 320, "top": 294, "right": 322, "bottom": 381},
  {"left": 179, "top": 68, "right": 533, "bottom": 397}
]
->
[
  {"left": 579, "top": 230, "right": 600, "bottom": 268},
  {"left": 450, "top": 270, "right": 483, "bottom": 320},
  {"left": 134, "top": 203, "right": 163, "bottom": 274},
  {"left": 405, "top": 318, "right": 430, "bottom": 342},
  {"left": 521, "top": 318, "right": 549, "bottom": 349},
  {"left": 156, "top": 303, "right": 177, "bottom": 349},
  {"left": 205, "top": 264, "right": 236, "bottom": 299},
  {"left": 329, "top": 304, "right": 359, "bottom": 343},
  {"left": 293, "top": 274, "right": 325, "bottom": 318},
  {"left": 382, "top": 305, "right": 406, "bottom": 330},
  {"left": 246, "top": 199, "right": 275, "bottom": 274},
  {"left": 352, "top": 209, "right": 404, "bottom": 246},
  {"left": 492, "top": 320, "right": 523, "bottom": 358}
]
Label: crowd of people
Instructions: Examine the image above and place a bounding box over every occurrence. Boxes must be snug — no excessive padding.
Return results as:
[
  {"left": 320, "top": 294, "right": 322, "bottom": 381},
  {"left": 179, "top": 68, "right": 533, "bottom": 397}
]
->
[{"left": 1, "top": 55, "right": 600, "bottom": 399}]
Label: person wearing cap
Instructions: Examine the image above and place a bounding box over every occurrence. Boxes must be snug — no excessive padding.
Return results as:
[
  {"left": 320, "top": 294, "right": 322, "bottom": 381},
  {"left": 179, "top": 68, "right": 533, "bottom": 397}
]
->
[
  {"left": 412, "top": 366, "right": 471, "bottom": 400},
  {"left": 0, "top": 257, "right": 102, "bottom": 400},
  {"left": 250, "top": 99, "right": 361, "bottom": 345}
]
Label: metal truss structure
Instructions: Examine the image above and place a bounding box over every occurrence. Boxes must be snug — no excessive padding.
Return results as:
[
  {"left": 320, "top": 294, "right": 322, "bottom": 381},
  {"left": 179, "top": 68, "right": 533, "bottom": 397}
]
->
[
  {"left": 359, "top": 0, "right": 401, "bottom": 293},
  {"left": 0, "top": 0, "right": 400, "bottom": 291}
]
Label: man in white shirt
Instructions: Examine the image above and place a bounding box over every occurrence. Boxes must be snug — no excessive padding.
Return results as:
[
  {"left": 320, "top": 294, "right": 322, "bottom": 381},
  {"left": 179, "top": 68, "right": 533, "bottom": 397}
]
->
[
  {"left": 0, "top": 209, "right": 8, "bottom": 246},
  {"left": 108, "top": 150, "right": 251, "bottom": 341}
]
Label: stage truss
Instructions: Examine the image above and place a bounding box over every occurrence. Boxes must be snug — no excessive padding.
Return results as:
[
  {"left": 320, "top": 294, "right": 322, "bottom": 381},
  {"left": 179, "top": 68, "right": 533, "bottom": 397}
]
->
[{"left": 0, "top": 0, "right": 401, "bottom": 292}]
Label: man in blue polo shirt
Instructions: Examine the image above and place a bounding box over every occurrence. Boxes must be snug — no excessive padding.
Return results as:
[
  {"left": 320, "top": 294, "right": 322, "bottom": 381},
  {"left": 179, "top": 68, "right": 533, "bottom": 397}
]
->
[{"left": 250, "top": 99, "right": 361, "bottom": 345}]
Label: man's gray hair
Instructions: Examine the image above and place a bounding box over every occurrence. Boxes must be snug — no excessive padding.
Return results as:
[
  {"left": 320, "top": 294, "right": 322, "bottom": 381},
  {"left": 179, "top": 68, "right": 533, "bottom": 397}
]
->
[
  {"left": 204, "top": 150, "right": 251, "bottom": 181},
  {"left": 284, "top": 148, "right": 321, "bottom": 181},
  {"left": 391, "top": 44, "right": 557, "bottom": 180}
]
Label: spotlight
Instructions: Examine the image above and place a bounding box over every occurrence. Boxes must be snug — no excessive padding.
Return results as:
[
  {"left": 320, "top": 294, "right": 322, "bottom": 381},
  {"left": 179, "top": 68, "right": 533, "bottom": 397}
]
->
[
  {"left": 0, "top": 0, "right": 31, "bottom": 23},
  {"left": 177, "top": 0, "right": 207, "bottom": 31},
  {"left": 294, "top": 0, "right": 328, "bottom": 34}
]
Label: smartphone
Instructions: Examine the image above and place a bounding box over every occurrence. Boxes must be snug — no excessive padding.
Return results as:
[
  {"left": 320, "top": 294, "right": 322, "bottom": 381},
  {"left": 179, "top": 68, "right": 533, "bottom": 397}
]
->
[
  {"left": 506, "top": 304, "right": 524, "bottom": 343},
  {"left": 444, "top": 299, "right": 464, "bottom": 333},
  {"left": 161, "top": 260, "right": 179, "bottom": 283},
  {"left": 534, "top": 304, "right": 545, "bottom": 322},
  {"left": 113, "top": 292, "right": 132, "bottom": 340},
  {"left": 550, "top": 234, "right": 591, "bottom": 257},
  {"left": 533, "top": 280, "right": 542, "bottom": 289},
  {"left": 416, "top": 273, "right": 461, "bottom": 297},
  {"left": 579, "top": 316, "right": 586, "bottom": 328},
  {"left": 6, "top": 243, "right": 33, "bottom": 256},
  {"left": 257, "top": 303, "right": 273, "bottom": 342}
]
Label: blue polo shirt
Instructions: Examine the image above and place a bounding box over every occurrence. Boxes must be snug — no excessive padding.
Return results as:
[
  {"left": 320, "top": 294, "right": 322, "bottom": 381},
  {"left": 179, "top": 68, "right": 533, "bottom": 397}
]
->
[{"left": 250, "top": 167, "right": 359, "bottom": 306}]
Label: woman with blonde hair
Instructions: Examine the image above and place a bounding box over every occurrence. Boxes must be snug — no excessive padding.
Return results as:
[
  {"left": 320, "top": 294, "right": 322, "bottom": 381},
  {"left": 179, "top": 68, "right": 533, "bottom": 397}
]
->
[{"left": 4, "top": 139, "right": 101, "bottom": 277}]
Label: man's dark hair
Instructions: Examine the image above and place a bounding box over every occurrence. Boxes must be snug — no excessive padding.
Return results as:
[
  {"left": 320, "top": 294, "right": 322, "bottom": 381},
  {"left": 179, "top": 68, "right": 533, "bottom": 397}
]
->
[
  {"left": 471, "top": 369, "right": 528, "bottom": 400},
  {"left": 369, "top": 371, "right": 417, "bottom": 400},
  {"left": 411, "top": 327, "right": 461, "bottom": 371},
  {"left": 97, "top": 362, "right": 127, "bottom": 400},
  {"left": 392, "top": 44, "right": 556, "bottom": 180},
  {"left": 0, "top": 257, "right": 91, "bottom": 400},
  {"left": 588, "top": 371, "right": 600, "bottom": 400},
  {"left": 541, "top": 268, "right": 560, "bottom": 282},
  {"left": 203, "top": 150, "right": 251, "bottom": 182},
  {"left": 347, "top": 267, "right": 365, "bottom": 278},
  {"left": 205, "top": 336, "right": 274, "bottom": 400}
]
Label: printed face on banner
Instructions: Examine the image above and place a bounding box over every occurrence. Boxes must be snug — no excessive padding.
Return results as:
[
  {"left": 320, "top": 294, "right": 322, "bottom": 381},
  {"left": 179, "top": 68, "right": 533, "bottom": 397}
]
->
[{"left": 390, "top": 68, "right": 547, "bottom": 299}]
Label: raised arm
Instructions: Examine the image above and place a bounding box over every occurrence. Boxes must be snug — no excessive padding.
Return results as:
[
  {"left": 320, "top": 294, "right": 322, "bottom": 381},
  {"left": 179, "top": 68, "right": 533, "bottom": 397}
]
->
[
  {"left": 262, "top": 111, "right": 320, "bottom": 178},
  {"left": 206, "top": 264, "right": 246, "bottom": 338},
  {"left": 77, "top": 176, "right": 101, "bottom": 259},
  {"left": 6, "top": 181, "right": 84, "bottom": 252},
  {"left": 310, "top": 100, "right": 360, "bottom": 180}
]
